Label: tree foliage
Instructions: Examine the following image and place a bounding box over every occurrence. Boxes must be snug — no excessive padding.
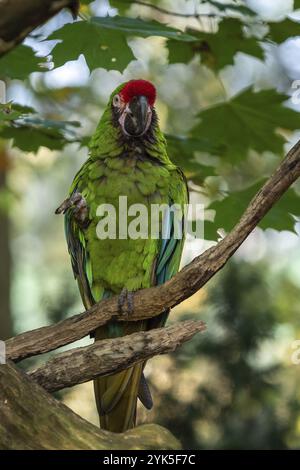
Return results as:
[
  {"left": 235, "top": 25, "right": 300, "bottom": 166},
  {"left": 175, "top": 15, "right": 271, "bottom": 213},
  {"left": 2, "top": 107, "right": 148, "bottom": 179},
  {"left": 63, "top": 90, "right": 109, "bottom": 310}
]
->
[
  {"left": 0, "top": 0, "right": 300, "bottom": 239},
  {"left": 152, "top": 261, "right": 300, "bottom": 449}
]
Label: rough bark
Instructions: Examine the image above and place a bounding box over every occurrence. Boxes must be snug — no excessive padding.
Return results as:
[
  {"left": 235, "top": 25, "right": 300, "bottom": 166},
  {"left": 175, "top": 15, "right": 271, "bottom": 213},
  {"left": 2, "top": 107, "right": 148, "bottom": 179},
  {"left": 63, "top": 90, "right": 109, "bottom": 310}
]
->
[
  {"left": 0, "top": 0, "right": 78, "bottom": 57},
  {"left": 29, "top": 320, "right": 205, "bottom": 392},
  {"left": 6, "top": 138, "right": 300, "bottom": 363},
  {"left": 0, "top": 361, "right": 180, "bottom": 450}
]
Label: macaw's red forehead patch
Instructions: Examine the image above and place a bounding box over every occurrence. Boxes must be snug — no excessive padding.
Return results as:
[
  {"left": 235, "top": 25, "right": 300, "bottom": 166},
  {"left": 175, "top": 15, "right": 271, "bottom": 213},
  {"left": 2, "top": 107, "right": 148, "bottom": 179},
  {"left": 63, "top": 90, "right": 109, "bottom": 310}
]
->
[{"left": 120, "top": 79, "right": 156, "bottom": 106}]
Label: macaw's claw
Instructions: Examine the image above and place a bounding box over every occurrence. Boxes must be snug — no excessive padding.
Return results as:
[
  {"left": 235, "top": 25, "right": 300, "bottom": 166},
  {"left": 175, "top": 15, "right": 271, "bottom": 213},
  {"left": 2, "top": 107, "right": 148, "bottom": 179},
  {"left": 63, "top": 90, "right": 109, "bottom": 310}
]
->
[
  {"left": 55, "top": 191, "right": 89, "bottom": 228},
  {"left": 118, "top": 288, "right": 134, "bottom": 317}
]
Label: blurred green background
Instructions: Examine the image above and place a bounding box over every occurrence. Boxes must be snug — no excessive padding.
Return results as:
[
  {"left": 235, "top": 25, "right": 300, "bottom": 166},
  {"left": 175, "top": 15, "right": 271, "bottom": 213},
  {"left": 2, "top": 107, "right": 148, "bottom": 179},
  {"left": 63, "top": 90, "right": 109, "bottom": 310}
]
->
[{"left": 1, "top": 0, "right": 300, "bottom": 449}]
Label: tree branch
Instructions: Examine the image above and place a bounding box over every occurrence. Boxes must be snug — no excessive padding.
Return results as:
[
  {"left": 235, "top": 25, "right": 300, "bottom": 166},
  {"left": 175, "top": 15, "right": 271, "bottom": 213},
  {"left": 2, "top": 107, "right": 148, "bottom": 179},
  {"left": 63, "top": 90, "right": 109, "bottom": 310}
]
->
[
  {"left": 29, "top": 320, "right": 205, "bottom": 392},
  {"left": 6, "top": 138, "right": 300, "bottom": 363},
  {"left": 0, "top": 0, "right": 79, "bottom": 57},
  {"left": 121, "top": 0, "right": 218, "bottom": 19},
  {"left": 0, "top": 361, "right": 180, "bottom": 450}
]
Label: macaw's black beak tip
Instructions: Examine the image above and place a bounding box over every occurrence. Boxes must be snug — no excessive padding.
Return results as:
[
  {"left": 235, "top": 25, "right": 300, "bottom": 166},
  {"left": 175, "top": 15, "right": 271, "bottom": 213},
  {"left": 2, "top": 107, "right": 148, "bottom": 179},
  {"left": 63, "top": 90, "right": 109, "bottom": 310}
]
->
[{"left": 124, "top": 95, "right": 150, "bottom": 137}]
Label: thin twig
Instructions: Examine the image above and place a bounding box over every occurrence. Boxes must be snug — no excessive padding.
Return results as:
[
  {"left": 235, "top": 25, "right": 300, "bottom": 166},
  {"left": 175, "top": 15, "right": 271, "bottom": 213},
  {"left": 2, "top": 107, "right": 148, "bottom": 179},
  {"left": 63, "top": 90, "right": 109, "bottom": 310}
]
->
[{"left": 122, "top": 0, "right": 218, "bottom": 19}]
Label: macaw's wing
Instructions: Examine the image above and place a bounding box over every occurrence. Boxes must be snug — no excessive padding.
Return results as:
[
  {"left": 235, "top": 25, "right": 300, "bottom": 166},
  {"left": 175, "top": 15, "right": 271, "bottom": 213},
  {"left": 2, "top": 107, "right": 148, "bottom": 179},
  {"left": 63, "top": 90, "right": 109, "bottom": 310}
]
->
[
  {"left": 149, "top": 167, "right": 189, "bottom": 329},
  {"left": 138, "top": 167, "right": 188, "bottom": 409},
  {"left": 64, "top": 159, "right": 106, "bottom": 309},
  {"left": 156, "top": 167, "right": 188, "bottom": 284},
  {"left": 64, "top": 206, "right": 95, "bottom": 309}
]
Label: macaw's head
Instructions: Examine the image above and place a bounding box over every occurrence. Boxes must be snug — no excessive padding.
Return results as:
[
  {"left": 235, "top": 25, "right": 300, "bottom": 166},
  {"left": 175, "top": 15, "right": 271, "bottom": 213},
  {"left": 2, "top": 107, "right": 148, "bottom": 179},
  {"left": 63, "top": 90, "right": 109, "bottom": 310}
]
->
[{"left": 111, "top": 79, "right": 156, "bottom": 138}]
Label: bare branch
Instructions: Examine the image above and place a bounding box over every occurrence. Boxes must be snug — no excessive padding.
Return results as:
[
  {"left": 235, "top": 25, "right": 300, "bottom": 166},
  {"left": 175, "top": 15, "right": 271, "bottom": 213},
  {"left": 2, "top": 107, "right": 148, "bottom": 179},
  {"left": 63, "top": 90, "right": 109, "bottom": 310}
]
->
[
  {"left": 29, "top": 320, "right": 205, "bottom": 392},
  {"left": 0, "top": 0, "right": 78, "bottom": 57},
  {"left": 6, "top": 139, "right": 300, "bottom": 363}
]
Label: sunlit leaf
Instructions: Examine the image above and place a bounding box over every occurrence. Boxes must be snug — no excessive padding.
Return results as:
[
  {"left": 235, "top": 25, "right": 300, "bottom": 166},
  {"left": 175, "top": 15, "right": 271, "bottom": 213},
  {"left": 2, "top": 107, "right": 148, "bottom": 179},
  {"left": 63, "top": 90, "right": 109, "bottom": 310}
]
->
[
  {"left": 110, "top": 0, "right": 256, "bottom": 17},
  {"left": 166, "top": 135, "right": 218, "bottom": 184},
  {"left": 268, "top": 18, "right": 300, "bottom": 44},
  {"left": 0, "top": 103, "right": 35, "bottom": 122},
  {"left": 191, "top": 88, "right": 300, "bottom": 162},
  {"left": 168, "top": 19, "right": 264, "bottom": 69},
  {"left": 23, "top": 117, "right": 81, "bottom": 131},
  {"left": 0, "top": 126, "right": 69, "bottom": 152},
  {"left": 90, "top": 16, "right": 196, "bottom": 41},
  {"left": 48, "top": 16, "right": 197, "bottom": 72},
  {"left": 48, "top": 21, "right": 135, "bottom": 72},
  {"left": 207, "top": 1, "right": 256, "bottom": 16},
  {"left": 204, "top": 181, "right": 300, "bottom": 240},
  {"left": 0, "top": 117, "right": 80, "bottom": 153},
  {"left": 0, "top": 45, "right": 45, "bottom": 80},
  {"left": 109, "top": 0, "right": 131, "bottom": 15}
]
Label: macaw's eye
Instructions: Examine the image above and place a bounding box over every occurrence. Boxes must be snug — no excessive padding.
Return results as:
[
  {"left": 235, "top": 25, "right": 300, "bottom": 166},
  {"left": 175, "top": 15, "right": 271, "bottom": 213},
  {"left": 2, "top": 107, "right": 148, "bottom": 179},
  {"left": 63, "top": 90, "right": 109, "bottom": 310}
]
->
[{"left": 112, "top": 94, "right": 121, "bottom": 107}]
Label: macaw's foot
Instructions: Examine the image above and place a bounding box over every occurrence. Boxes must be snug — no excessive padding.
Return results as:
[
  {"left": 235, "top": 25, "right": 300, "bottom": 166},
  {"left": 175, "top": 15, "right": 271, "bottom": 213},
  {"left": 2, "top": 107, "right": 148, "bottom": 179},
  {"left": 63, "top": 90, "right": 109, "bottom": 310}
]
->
[
  {"left": 55, "top": 191, "right": 89, "bottom": 228},
  {"left": 118, "top": 288, "right": 134, "bottom": 318}
]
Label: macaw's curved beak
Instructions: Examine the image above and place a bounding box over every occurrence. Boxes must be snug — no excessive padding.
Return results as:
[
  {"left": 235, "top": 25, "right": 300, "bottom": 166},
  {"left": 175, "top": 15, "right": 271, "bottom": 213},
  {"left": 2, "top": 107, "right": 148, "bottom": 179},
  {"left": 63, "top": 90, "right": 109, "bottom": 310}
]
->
[{"left": 120, "top": 95, "right": 152, "bottom": 137}]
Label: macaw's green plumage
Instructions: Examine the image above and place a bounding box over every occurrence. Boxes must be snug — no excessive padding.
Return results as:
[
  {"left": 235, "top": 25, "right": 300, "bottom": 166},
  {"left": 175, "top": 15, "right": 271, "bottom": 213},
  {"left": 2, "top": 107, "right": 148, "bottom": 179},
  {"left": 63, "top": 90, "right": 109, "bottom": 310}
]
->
[{"left": 57, "top": 79, "right": 188, "bottom": 433}]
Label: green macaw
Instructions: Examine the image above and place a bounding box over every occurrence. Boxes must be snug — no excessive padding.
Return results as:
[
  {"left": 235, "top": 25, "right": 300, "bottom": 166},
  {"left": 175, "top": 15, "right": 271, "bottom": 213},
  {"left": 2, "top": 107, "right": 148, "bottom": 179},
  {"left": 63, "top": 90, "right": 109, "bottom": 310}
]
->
[{"left": 56, "top": 79, "right": 188, "bottom": 433}]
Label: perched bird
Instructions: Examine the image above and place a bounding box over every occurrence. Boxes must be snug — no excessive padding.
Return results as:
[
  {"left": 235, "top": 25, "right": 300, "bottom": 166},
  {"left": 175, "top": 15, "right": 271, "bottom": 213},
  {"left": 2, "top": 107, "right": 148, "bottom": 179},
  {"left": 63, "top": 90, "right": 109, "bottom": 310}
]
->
[{"left": 56, "top": 79, "right": 188, "bottom": 433}]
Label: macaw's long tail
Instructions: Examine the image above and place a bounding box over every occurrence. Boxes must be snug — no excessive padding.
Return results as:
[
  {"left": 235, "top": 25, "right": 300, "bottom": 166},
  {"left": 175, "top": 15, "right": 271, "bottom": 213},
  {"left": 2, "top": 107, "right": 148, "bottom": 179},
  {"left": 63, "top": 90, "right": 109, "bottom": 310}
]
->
[
  {"left": 93, "top": 321, "right": 151, "bottom": 433},
  {"left": 94, "top": 363, "right": 143, "bottom": 432}
]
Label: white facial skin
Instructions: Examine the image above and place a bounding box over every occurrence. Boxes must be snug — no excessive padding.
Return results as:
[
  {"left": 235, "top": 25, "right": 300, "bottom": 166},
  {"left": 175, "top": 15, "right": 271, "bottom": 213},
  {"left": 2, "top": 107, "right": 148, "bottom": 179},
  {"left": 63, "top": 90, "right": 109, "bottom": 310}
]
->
[{"left": 112, "top": 93, "right": 153, "bottom": 137}]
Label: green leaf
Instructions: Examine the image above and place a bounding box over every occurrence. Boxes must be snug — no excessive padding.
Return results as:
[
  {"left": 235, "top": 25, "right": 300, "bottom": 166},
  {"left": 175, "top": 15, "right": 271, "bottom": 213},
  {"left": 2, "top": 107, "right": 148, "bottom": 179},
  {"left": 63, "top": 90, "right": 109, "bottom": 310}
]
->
[
  {"left": 0, "top": 103, "right": 35, "bottom": 122},
  {"left": 90, "top": 16, "right": 196, "bottom": 41},
  {"left": 110, "top": 0, "right": 256, "bottom": 17},
  {"left": 268, "top": 18, "right": 300, "bottom": 44},
  {"left": 48, "top": 16, "right": 196, "bottom": 72},
  {"left": 0, "top": 117, "right": 80, "bottom": 153},
  {"left": 79, "top": 135, "right": 91, "bottom": 148},
  {"left": 166, "top": 135, "right": 218, "bottom": 184},
  {"left": 294, "top": 0, "right": 300, "bottom": 9},
  {"left": 109, "top": 0, "right": 131, "bottom": 15},
  {"left": 0, "top": 45, "right": 45, "bottom": 80},
  {"left": 168, "top": 40, "right": 196, "bottom": 65},
  {"left": 167, "top": 19, "right": 264, "bottom": 70},
  {"left": 207, "top": 1, "right": 256, "bottom": 16},
  {"left": 0, "top": 126, "right": 68, "bottom": 152},
  {"left": 191, "top": 88, "right": 300, "bottom": 163},
  {"left": 48, "top": 21, "right": 135, "bottom": 72},
  {"left": 204, "top": 181, "right": 300, "bottom": 240},
  {"left": 23, "top": 117, "right": 81, "bottom": 131}
]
